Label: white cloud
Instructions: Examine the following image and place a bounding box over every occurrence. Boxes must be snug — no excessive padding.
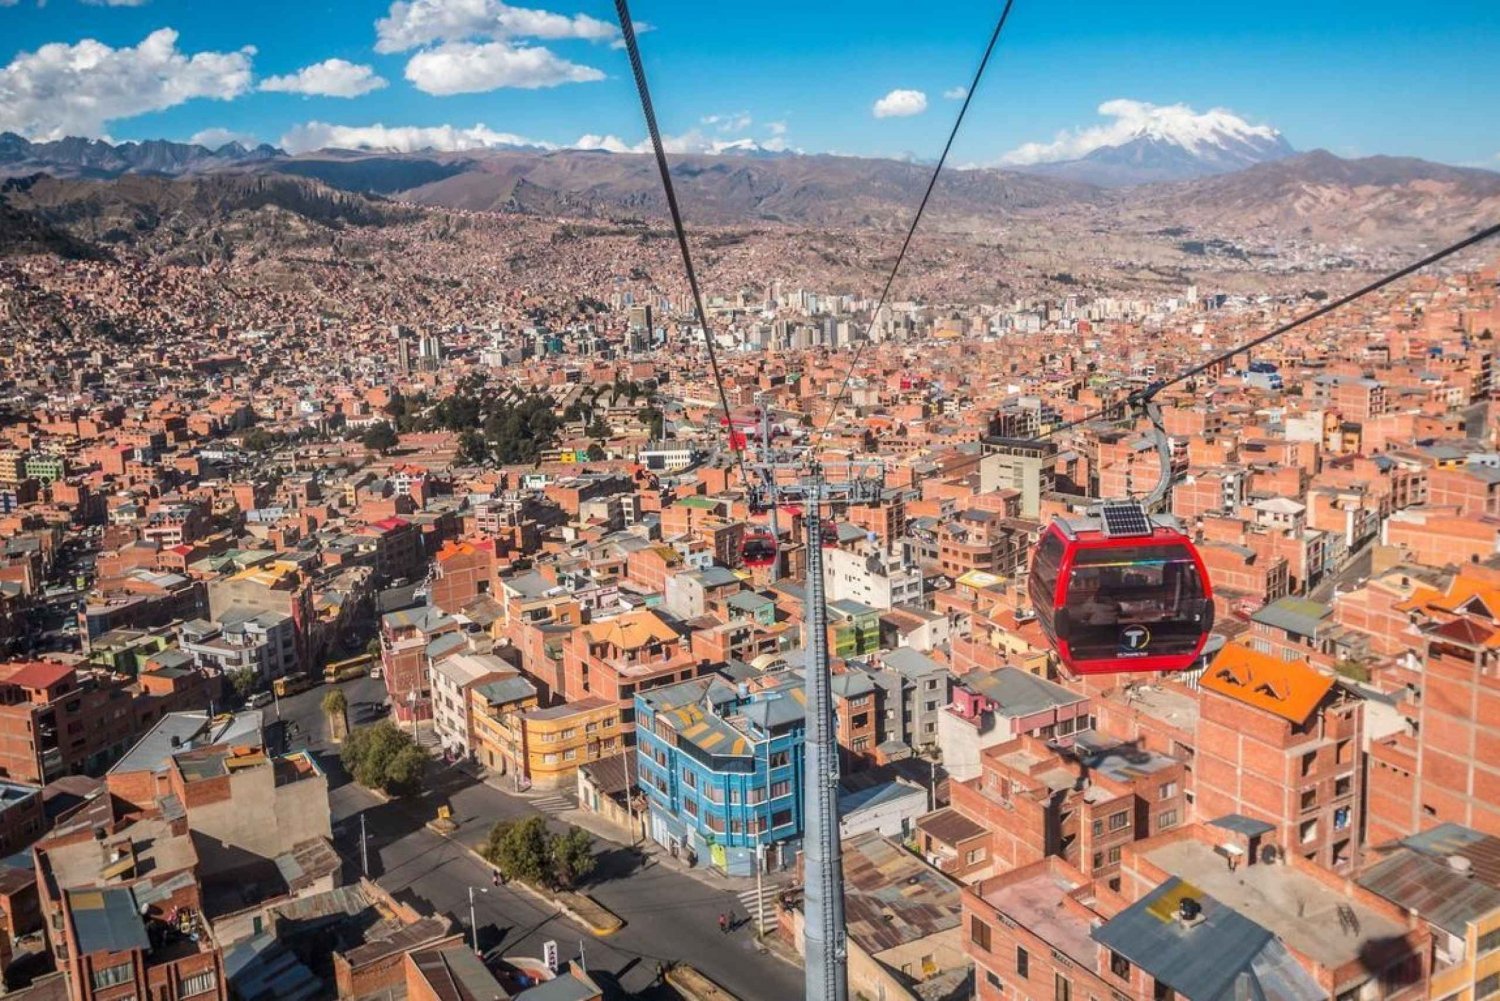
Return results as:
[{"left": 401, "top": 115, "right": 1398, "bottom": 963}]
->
[
  {"left": 81, "top": 0, "right": 150, "bottom": 6},
  {"left": 0, "top": 29, "right": 254, "bottom": 140},
  {"left": 189, "top": 126, "right": 258, "bottom": 148},
  {"left": 375, "top": 0, "right": 620, "bottom": 52},
  {"left": 280, "top": 120, "right": 553, "bottom": 153},
  {"left": 260, "top": 58, "right": 387, "bottom": 98},
  {"left": 767, "top": 120, "right": 787, "bottom": 136},
  {"left": 872, "top": 89, "right": 927, "bottom": 119},
  {"left": 702, "top": 111, "right": 751, "bottom": 133},
  {"left": 571, "top": 129, "right": 791, "bottom": 156},
  {"left": 405, "top": 40, "right": 602, "bottom": 94},
  {"left": 943, "top": 85, "right": 967, "bottom": 100},
  {"left": 1000, "top": 98, "right": 1281, "bottom": 165}
]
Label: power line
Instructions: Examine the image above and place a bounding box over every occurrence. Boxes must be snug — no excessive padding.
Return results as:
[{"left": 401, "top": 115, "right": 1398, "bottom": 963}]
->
[
  {"left": 819, "top": 0, "right": 1019, "bottom": 434},
  {"left": 614, "top": 0, "right": 751, "bottom": 490}
]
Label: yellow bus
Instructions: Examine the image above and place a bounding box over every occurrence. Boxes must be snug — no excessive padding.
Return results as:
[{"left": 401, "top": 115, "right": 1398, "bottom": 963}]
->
[
  {"left": 324, "top": 654, "right": 374, "bottom": 684},
  {"left": 273, "top": 675, "right": 315, "bottom": 698}
]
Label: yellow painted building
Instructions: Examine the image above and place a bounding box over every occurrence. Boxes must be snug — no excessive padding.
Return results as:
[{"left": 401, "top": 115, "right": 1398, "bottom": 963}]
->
[
  {"left": 470, "top": 675, "right": 541, "bottom": 780},
  {"left": 521, "top": 696, "right": 621, "bottom": 790}
]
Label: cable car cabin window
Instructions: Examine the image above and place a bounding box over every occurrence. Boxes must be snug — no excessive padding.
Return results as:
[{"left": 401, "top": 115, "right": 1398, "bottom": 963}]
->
[
  {"left": 1065, "top": 544, "right": 1205, "bottom": 662},
  {"left": 1029, "top": 530, "right": 1066, "bottom": 631}
]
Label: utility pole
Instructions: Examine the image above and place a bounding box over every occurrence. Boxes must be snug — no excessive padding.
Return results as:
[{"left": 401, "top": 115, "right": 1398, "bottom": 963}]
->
[
  {"left": 747, "top": 456, "right": 881, "bottom": 1001},
  {"left": 468, "top": 885, "right": 487, "bottom": 954},
  {"left": 360, "top": 813, "right": 369, "bottom": 877}
]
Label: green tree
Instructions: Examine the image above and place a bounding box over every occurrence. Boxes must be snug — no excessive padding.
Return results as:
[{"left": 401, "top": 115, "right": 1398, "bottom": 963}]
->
[
  {"left": 341, "top": 721, "right": 427, "bottom": 795},
  {"left": 586, "top": 416, "right": 610, "bottom": 440},
  {"left": 483, "top": 817, "right": 553, "bottom": 885},
  {"left": 457, "top": 430, "right": 489, "bottom": 466},
  {"left": 322, "top": 689, "right": 349, "bottom": 742},
  {"left": 228, "top": 668, "right": 259, "bottom": 700},
  {"left": 242, "top": 428, "right": 278, "bottom": 452},
  {"left": 550, "top": 826, "right": 596, "bottom": 889},
  {"left": 361, "top": 421, "right": 399, "bottom": 455},
  {"left": 365, "top": 637, "right": 382, "bottom": 659},
  {"left": 637, "top": 406, "right": 664, "bottom": 440},
  {"left": 586, "top": 443, "right": 606, "bottom": 462}
]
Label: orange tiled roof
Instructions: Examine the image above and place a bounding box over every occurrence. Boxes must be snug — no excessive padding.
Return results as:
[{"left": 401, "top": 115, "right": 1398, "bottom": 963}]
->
[{"left": 1199, "top": 642, "right": 1333, "bottom": 725}]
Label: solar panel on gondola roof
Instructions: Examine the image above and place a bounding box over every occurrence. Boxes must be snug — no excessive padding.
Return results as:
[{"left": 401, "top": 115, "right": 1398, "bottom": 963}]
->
[{"left": 1100, "top": 502, "right": 1153, "bottom": 538}]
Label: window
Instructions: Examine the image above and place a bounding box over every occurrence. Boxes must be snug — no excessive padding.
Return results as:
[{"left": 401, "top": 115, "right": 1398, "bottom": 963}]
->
[
  {"left": 179, "top": 972, "right": 218, "bottom": 997},
  {"left": 1152, "top": 980, "right": 1175, "bottom": 1001},
  {"left": 1475, "top": 974, "right": 1500, "bottom": 1001},
  {"left": 1107, "top": 846, "right": 1121, "bottom": 865},
  {"left": 1055, "top": 973, "right": 1072, "bottom": 1001},
  {"left": 1016, "top": 947, "right": 1029, "bottom": 979},
  {"left": 1301, "top": 750, "right": 1316, "bottom": 777},
  {"left": 967, "top": 847, "right": 987, "bottom": 864},
  {"left": 1109, "top": 951, "right": 1131, "bottom": 980},
  {"left": 772, "top": 809, "right": 792, "bottom": 829},
  {"left": 542, "top": 753, "right": 559, "bottom": 765},
  {"left": 563, "top": 748, "right": 577, "bottom": 761},
  {"left": 986, "top": 970, "right": 1002, "bottom": 989},
  {"left": 1334, "top": 775, "right": 1353, "bottom": 798},
  {"left": 684, "top": 799, "right": 698, "bottom": 818},
  {"left": 1092, "top": 819, "right": 1103, "bottom": 837},
  {"left": 1107, "top": 811, "right": 1129, "bottom": 832},
  {"left": 970, "top": 916, "right": 992, "bottom": 952},
  {"left": 771, "top": 780, "right": 791, "bottom": 799},
  {"left": 92, "top": 963, "right": 133, "bottom": 990},
  {"left": 1158, "top": 782, "right": 1177, "bottom": 800},
  {"left": 770, "top": 750, "right": 790, "bottom": 768},
  {"left": 1157, "top": 810, "right": 1178, "bottom": 831},
  {"left": 1092, "top": 852, "right": 1103, "bottom": 869},
  {"left": 1479, "top": 927, "right": 1500, "bottom": 955}
]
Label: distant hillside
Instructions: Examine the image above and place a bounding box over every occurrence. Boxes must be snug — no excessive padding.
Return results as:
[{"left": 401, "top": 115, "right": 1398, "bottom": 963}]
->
[
  {"left": 372, "top": 149, "right": 1105, "bottom": 228},
  {"left": 0, "top": 172, "right": 415, "bottom": 263},
  {"left": 1127, "top": 151, "right": 1500, "bottom": 242}
]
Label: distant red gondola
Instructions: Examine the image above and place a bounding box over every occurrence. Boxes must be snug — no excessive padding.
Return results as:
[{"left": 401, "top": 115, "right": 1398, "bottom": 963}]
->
[
  {"left": 742, "top": 527, "right": 778, "bottom": 568},
  {"left": 1028, "top": 502, "right": 1214, "bottom": 676}
]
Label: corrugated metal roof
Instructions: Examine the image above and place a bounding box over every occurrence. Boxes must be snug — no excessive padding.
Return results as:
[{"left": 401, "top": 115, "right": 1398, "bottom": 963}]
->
[
  {"left": 1359, "top": 847, "right": 1500, "bottom": 936},
  {"left": 69, "top": 887, "right": 149, "bottom": 954},
  {"left": 1249, "top": 596, "right": 1330, "bottom": 637},
  {"left": 1092, "top": 878, "right": 1321, "bottom": 1001},
  {"left": 841, "top": 831, "right": 961, "bottom": 956}
]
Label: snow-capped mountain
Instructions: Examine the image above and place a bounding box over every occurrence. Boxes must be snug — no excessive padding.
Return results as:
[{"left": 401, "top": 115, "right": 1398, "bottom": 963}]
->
[{"left": 1005, "top": 100, "right": 1297, "bottom": 187}]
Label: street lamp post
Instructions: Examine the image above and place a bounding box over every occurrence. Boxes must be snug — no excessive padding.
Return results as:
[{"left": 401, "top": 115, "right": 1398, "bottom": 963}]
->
[{"left": 468, "top": 885, "right": 488, "bottom": 955}]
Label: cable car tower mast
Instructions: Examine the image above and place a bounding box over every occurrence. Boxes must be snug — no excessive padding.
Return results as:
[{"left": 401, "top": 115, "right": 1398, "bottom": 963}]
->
[{"left": 751, "top": 454, "right": 884, "bottom": 1001}]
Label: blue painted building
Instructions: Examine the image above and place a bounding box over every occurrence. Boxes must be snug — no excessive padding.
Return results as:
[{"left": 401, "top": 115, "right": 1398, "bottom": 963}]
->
[{"left": 634, "top": 673, "right": 807, "bottom": 875}]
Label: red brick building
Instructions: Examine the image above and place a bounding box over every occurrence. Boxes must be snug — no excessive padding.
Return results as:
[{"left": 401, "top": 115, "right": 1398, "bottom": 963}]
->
[
  {"left": 951, "top": 733, "right": 1185, "bottom": 891},
  {"left": 1194, "top": 643, "right": 1364, "bottom": 871},
  {"left": 0, "top": 662, "right": 137, "bottom": 785}
]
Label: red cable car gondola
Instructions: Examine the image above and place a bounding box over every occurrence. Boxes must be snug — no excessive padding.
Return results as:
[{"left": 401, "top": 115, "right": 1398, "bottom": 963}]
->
[
  {"left": 821, "top": 519, "right": 839, "bottom": 548},
  {"left": 1028, "top": 501, "right": 1214, "bottom": 676},
  {"left": 742, "top": 527, "right": 778, "bottom": 568}
]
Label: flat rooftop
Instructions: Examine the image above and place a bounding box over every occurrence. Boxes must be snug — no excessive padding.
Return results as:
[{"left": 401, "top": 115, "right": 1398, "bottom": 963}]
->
[
  {"left": 1114, "top": 682, "right": 1199, "bottom": 733},
  {"left": 46, "top": 814, "right": 197, "bottom": 891},
  {"left": 1145, "top": 839, "right": 1406, "bottom": 969},
  {"left": 983, "top": 871, "right": 1097, "bottom": 968}
]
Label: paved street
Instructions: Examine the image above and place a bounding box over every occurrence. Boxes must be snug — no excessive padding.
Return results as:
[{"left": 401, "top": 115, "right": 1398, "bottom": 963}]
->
[
  {"left": 1309, "top": 538, "right": 1376, "bottom": 604},
  {"left": 276, "top": 679, "right": 804, "bottom": 1001}
]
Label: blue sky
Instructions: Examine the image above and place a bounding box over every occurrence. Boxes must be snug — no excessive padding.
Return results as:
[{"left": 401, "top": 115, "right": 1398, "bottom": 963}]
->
[{"left": 0, "top": 0, "right": 1497, "bottom": 167}]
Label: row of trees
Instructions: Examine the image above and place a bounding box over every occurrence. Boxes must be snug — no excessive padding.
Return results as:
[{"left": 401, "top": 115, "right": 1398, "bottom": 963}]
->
[{"left": 481, "top": 816, "right": 597, "bottom": 890}]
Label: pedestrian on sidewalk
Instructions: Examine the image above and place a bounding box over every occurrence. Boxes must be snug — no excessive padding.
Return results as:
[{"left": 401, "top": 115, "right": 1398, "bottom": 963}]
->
[{"left": 718, "top": 912, "right": 728, "bottom": 934}]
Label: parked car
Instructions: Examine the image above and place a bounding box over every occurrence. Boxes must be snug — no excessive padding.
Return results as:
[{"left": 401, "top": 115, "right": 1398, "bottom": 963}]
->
[{"left": 247, "top": 691, "right": 273, "bottom": 709}]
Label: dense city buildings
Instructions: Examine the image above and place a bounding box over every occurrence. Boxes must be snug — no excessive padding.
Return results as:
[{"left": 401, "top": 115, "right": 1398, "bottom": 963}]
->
[{"left": 0, "top": 131, "right": 1498, "bottom": 1001}]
